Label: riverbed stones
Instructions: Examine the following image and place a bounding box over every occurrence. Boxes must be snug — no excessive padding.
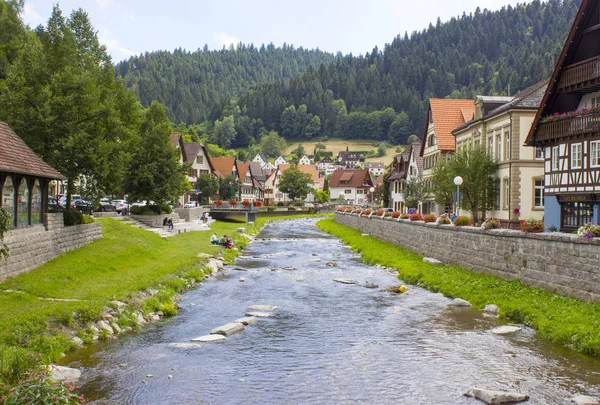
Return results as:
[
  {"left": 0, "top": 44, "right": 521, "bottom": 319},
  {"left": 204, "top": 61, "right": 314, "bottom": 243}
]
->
[
  {"left": 235, "top": 317, "right": 258, "bottom": 325},
  {"left": 492, "top": 325, "right": 522, "bottom": 335},
  {"left": 168, "top": 343, "right": 202, "bottom": 349},
  {"left": 210, "top": 322, "right": 245, "bottom": 335},
  {"left": 449, "top": 298, "right": 472, "bottom": 307},
  {"left": 245, "top": 311, "right": 272, "bottom": 317},
  {"left": 483, "top": 304, "right": 500, "bottom": 316},
  {"left": 248, "top": 305, "right": 277, "bottom": 311},
  {"left": 110, "top": 322, "right": 122, "bottom": 334},
  {"left": 325, "top": 261, "right": 338, "bottom": 267},
  {"left": 96, "top": 320, "right": 114, "bottom": 334},
  {"left": 464, "top": 388, "right": 529, "bottom": 404},
  {"left": 237, "top": 227, "right": 246, "bottom": 233},
  {"left": 48, "top": 365, "right": 81, "bottom": 384},
  {"left": 239, "top": 277, "right": 248, "bottom": 282},
  {"left": 71, "top": 336, "right": 84, "bottom": 347},
  {"left": 572, "top": 394, "right": 600, "bottom": 405},
  {"left": 283, "top": 266, "right": 297, "bottom": 271},
  {"left": 423, "top": 257, "right": 443, "bottom": 265},
  {"left": 363, "top": 281, "right": 379, "bottom": 288},
  {"left": 333, "top": 278, "right": 357, "bottom": 284},
  {"left": 191, "top": 335, "right": 226, "bottom": 342}
]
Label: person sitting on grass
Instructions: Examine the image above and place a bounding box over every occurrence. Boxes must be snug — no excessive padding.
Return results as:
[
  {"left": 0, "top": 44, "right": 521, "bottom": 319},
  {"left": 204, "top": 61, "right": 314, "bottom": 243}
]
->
[
  {"left": 223, "top": 235, "right": 233, "bottom": 249},
  {"left": 210, "top": 232, "right": 220, "bottom": 244}
]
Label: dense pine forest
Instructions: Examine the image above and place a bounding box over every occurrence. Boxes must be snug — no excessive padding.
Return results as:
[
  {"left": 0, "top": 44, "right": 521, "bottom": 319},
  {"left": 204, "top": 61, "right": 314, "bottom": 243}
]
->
[{"left": 117, "top": 0, "right": 581, "bottom": 147}]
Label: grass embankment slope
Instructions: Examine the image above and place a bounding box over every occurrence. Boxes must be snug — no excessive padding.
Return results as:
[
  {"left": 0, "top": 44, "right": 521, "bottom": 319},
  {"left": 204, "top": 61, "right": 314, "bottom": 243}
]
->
[
  {"left": 317, "top": 218, "right": 600, "bottom": 357},
  {"left": 0, "top": 214, "right": 326, "bottom": 384},
  {"left": 284, "top": 139, "right": 400, "bottom": 163}
]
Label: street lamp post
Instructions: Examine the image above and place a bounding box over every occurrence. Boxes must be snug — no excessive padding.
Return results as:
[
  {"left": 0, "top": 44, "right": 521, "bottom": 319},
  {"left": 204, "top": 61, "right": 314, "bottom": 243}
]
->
[
  {"left": 369, "top": 186, "right": 375, "bottom": 206},
  {"left": 453, "top": 176, "right": 463, "bottom": 216}
]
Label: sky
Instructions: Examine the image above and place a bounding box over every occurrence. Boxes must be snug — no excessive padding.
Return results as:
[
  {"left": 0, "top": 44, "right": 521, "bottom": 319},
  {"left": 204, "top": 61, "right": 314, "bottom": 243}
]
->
[{"left": 21, "top": 0, "right": 535, "bottom": 62}]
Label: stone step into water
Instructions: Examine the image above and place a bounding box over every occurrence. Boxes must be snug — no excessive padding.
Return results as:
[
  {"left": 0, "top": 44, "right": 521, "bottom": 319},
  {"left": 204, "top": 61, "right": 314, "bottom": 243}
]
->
[
  {"left": 248, "top": 305, "right": 277, "bottom": 311},
  {"left": 210, "top": 322, "right": 245, "bottom": 335},
  {"left": 191, "top": 335, "right": 226, "bottom": 342},
  {"left": 234, "top": 317, "right": 258, "bottom": 325},
  {"left": 168, "top": 343, "right": 202, "bottom": 349},
  {"left": 333, "top": 278, "right": 356, "bottom": 284},
  {"left": 464, "top": 388, "right": 529, "bottom": 404},
  {"left": 245, "top": 311, "right": 272, "bottom": 317},
  {"left": 491, "top": 325, "right": 522, "bottom": 335}
]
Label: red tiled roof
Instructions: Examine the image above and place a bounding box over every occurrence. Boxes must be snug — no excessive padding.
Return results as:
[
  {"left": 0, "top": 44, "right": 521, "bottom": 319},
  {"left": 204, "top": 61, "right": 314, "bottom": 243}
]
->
[
  {"left": 237, "top": 163, "right": 250, "bottom": 182},
  {"left": 422, "top": 99, "right": 475, "bottom": 154},
  {"left": 0, "top": 122, "right": 64, "bottom": 179},
  {"left": 170, "top": 133, "right": 181, "bottom": 147},
  {"left": 329, "top": 169, "right": 372, "bottom": 188},
  {"left": 211, "top": 157, "right": 237, "bottom": 179}
]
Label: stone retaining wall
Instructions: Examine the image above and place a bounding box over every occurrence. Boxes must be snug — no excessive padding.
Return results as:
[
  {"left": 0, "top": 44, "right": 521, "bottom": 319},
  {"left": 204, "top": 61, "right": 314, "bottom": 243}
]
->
[
  {"left": 335, "top": 212, "right": 600, "bottom": 301},
  {"left": 1, "top": 213, "right": 102, "bottom": 279}
]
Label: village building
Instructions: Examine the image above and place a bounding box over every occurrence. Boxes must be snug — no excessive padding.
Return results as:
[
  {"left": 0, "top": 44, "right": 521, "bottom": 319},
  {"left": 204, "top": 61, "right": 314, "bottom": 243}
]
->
[
  {"left": 316, "top": 156, "right": 333, "bottom": 171},
  {"left": 299, "top": 155, "right": 312, "bottom": 165},
  {"left": 261, "top": 161, "right": 276, "bottom": 172},
  {"left": 337, "top": 151, "right": 362, "bottom": 169},
  {"left": 269, "top": 164, "right": 320, "bottom": 203},
  {"left": 249, "top": 162, "right": 266, "bottom": 201},
  {"left": 387, "top": 139, "right": 422, "bottom": 212},
  {"left": 329, "top": 169, "right": 373, "bottom": 205},
  {"left": 0, "top": 122, "right": 65, "bottom": 228},
  {"left": 420, "top": 98, "right": 476, "bottom": 214},
  {"left": 211, "top": 157, "right": 239, "bottom": 200},
  {"left": 237, "top": 162, "right": 257, "bottom": 202},
  {"left": 274, "top": 156, "right": 287, "bottom": 167},
  {"left": 252, "top": 153, "right": 267, "bottom": 166},
  {"left": 526, "top": 0, "right": 600, "bottom": 231},
  {"left": 365, "top": 162, "right": 385, "bottom": 177},
  {"left": 182, "top": 141, "right": 214, "bottom": 206},
  {"left": 452, "top": 82, "right": 547, "bottom": 227}
]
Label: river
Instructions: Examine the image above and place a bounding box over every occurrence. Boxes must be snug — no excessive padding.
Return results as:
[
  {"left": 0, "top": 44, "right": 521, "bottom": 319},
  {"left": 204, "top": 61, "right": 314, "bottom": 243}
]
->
[{"left": 64, "top": 218, "right": 600, "bottom": 404}]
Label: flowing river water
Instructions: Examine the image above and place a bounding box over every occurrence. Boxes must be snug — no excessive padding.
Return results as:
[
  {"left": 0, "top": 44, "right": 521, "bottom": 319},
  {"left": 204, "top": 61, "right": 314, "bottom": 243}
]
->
[{"left": 64, "top": 218, "right": 600, "bottom": 404}]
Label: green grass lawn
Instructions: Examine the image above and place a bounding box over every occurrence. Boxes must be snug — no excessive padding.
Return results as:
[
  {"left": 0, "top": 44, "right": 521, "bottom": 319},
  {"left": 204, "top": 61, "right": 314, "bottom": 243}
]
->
[
  {"left": 0, "top": 213, "right": 327, "bottom": 384},
  {"left": 317, "top": 218, "right": 600, "bottom": 357}
]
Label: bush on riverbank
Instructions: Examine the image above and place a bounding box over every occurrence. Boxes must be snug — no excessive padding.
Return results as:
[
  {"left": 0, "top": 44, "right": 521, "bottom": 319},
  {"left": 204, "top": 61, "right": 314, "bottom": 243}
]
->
[{"left": 316, "top": 218, "right": 600, "bottom": 357}]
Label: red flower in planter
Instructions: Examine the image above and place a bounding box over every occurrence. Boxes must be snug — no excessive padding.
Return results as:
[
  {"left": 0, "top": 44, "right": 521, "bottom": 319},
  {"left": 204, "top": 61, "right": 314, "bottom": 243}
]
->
[
  {"left": 229, "top": 200, "right": 238, "bottom": 205},
  {"left": 254, "top": 201, "right": 262, "bottom": 207},
  {"left": 242, "top": 200, "right": 251, "bottom": 206},
  {"left": 391, "top": 211, "right": 400, "bottom": 218},
  {"left": 215, "top": 200, "right": 223, "bottom": 206},
  {"left": 409, "top": 213, "right": 423, "bottom": 221}
]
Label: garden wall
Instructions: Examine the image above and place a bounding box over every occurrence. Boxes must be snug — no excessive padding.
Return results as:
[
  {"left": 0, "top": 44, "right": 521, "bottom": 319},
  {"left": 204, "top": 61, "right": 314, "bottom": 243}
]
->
[
  {"left": 335, "top": 212, "right": 600, "bottom": 301},
  {"left": 0, "top": 213, "right": 102, "bottom": 280}
]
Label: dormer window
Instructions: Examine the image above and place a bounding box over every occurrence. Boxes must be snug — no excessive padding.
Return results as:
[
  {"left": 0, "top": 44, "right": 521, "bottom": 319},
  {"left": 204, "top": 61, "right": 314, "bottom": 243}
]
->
[{"left": 196, "top": 156, "right": 203, "bottom": 164}]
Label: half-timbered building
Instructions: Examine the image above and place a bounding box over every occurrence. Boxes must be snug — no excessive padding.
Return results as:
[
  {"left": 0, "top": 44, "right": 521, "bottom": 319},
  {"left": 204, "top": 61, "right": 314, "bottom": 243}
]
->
[{"left": 526, "top": 0, "right": 600, "bottom": 231}]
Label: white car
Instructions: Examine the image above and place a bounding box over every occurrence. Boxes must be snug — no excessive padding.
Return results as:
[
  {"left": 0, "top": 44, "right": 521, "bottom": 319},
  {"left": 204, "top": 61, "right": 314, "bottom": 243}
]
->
[
  {"left": 111, "top": 199, "right": 129, "bottom": 214},
  {"left": 184, "top": 201, "right": 197, "bottom": 208}
]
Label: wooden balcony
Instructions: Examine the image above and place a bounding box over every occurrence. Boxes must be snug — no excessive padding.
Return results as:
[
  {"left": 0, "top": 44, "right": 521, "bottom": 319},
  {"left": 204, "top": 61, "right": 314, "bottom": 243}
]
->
[
  {"left": 536, "top": 112, "right": 600, "bottom": 142},
  {"left": 558, "top": 57, "right": 600, "bottom": 92}
]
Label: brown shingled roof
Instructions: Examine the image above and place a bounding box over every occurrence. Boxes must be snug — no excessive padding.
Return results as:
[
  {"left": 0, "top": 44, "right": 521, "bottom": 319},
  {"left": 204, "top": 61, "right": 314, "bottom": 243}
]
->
[
  {"left": 211, "top": 157, "right": 237, "bottom": 179},
  {"left": 422, "top": 99, "right": 475, "bottom": 154},
  {"left": 182, "top": 142, "right": 202, "bottom": 163},
  {"left": 170, "top": 133, "right": 182, "bottom": 147},
  {"left": 237, "top": 163, "right": 250, "bottom": 183},
  {"left": 329, "top": 169, "right": 372, "bottom": 188},
  {"left": 0, "top": 122, "right": 64, "bottom": 179}
]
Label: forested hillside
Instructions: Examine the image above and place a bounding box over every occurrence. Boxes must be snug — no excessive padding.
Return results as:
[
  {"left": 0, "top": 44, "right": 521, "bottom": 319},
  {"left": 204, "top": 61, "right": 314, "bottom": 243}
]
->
[
  {"left": 115, "top": 45, "right": 337, "bottom": 124},
  {"left": 117, "top": 0, "right": 580, "bottom": 148}
]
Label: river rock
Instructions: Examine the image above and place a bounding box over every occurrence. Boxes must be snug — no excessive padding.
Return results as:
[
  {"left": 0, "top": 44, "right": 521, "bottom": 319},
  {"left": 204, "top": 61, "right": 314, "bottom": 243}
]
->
[
  {"left": 71, "top": 336, "right": 84, "bottom": 347},
  {"left": 135, "top": 313, "right": 146, "bottom": 325},
  {"left": 333, "top": 278, "right": 357, "bottom": 284},
  {"left": 248, "top": 305, "right": 277, "bottom": 311},
  {"left": 363, "top": 281, "right": 379, "bottom": 288},
  {"left": 237, "top": 227, "right": 246, "bottom": 233},
  {"left": 492, "top": 325, "right": 522, "bottom": 335},
  {"left": 283, "top": 266, "right": 297, "bottom": 271},
  {"left": 483, "top": 304, "right": 500, "bottom": 316},
  {"left": 197, "top": 253, "right": 213, "bottom": 258},
  {"left": 210, "top": 322, "right": 245, "bottom": 335},
  {"left": 309, "top": 258, "right": 322, "bottom": 262},
  {"left": 48, "top": 365, "right": 81, "bottom": 384},
  {"left": 168, "top": 343, "right": 202, "bottom": 349},
  {"left": 245, "top": 311, "right": 272, "bottom": 317},
  {"left": 464, "top": 388, "right": 529, "bottom": 404},
  {"left": 239, "top": 277, "right": 248, "bottom": 282},
  {"left": 572, "top": 394, "right": 600, "bottom": 405},
  {"left": 235, "top": 317, "right": 258, "bottom": 325},
  {"left": 191, "top": 335, "right": 226, "bottom": 342},
  {"left": 96, "top": 320, "right": 114, "bottom": 334},
  {"left": 325, "top": 262, "right": 338, "bottom": 267},
  {"left": 423, "top": 257, "right": 443, "bottom": 265},
  {"left": 449, "top": 298, "right": 472, "bottom": 307},
  {"left": 110, "top": 322, "right": 122, "bottom": 334}
]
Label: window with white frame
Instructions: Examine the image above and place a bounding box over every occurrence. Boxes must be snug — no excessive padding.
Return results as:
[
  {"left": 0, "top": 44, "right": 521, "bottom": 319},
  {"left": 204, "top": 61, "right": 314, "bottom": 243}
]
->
[
  {"left": 497, "top": 133, "right": 502, "bottom": 161},
  {"left": 571, "top": 143, "right": 582, "bottom": 169},
  {"left": 488, "top": 136, "right": 494, "bottom": 157},
  {"left": 503, "top": 177, "right": 510, "bottom": 209},
  {"left": 535, "top": 146, "right": 544, "bottom": 160},
  {"left": 196, "top": 155, "right": 203, "bottom": 164},
  {"left": 552, "top": 146, "right": 559, "bottom": 170},
  {"left": 505, "top": 130, "right": 511, "bottom": 160},
  {"left": 534, "top": 178, "right": 544, "bottom": 208},
  {"left": 357, "top": 189, "right": 364, "bottom": 194},
  {"left": 345, "top": 189, "right": 352, "bottom": 194},
  {"left": 590, "top": 140, "right": 600, "bottom": 167}
]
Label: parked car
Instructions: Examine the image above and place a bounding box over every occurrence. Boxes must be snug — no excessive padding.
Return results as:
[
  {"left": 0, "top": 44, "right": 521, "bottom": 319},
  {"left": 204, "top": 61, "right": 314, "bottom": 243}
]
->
[
  {"left": 48, "top": 196, "right": 63, "bottom": 211},
  {"left": 184, "top": 201, "right": 197, "bottom": 208},
  {"left": 72, "top": 199, "right": 93, "bottom": 213},
  {"left": 111, "top": 199, "right": 129, "bottom": 214},
  {"left": 94, "top": 198, "right": 116, "bottom": 212}
]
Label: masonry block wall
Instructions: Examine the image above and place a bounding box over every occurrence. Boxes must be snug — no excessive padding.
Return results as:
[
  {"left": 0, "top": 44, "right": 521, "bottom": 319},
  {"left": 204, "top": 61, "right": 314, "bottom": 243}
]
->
[
  {"left": 335, "top": 212, "right": 600, "bottom": 301},
  {"left": 1, "top": 213, "right": 102, "bottom": 279}
]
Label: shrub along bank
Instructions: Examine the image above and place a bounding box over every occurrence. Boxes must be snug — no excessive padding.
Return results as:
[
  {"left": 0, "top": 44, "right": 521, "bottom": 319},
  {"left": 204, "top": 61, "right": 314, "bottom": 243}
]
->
[
  {"left": 316, "top": 218, "right": 600, "bottom": 357},
  {"left": 0, "top": 213, "right": 328, "bottom": 395}
]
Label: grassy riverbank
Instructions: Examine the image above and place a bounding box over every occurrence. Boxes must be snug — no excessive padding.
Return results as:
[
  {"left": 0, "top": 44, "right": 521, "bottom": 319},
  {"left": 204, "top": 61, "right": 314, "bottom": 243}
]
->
[
  {"left": 317, "top": 218, "right": 600, "bottom": 357},
  {"left": 0, "top": 214, "right": 327, "bottom": 386}
]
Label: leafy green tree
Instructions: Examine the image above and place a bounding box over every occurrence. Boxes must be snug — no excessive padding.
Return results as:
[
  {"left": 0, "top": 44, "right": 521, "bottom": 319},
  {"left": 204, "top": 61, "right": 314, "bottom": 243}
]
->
[
  {"left": 259, "top": 130, "right": 287, "bottom": 158},
  {"left": 377, "top": 142, "right": 388, "bottom": 157},
  {"left": 388, "top": 112, "right": 410, "bottom": 144},
  {"left": 401, "top": 175, "right": 430, "bottom": 211},
  {"left": 0, "top": 0, "right": 26, "bottom": 81},
  {"left": 292, "top": 144, "right": 305, "bottom": 162},
  {"left": 196, "top": 173, "right": 219, "bottom": 204},
  {"left": 213, "top": 115, "right": 237, "bottom": 148},
  {"left": 305, "top": 115, "right": 321, "bottom": 138},
  {"left": 323, "top": 176, "right": 329, "bottom": 193},
  {"left": 430, "top": 157, "right": 455, "bottom": 210},
  {"left": 218, "top": 174, "right": 240, "bottom": 200},
  {"left": 406, "top": 134, "right": 418, "bottom": 144},
  {"left": 314, "top": 189, "right": 330, "bottom": 203},
  {"left": 124, "top": 102, "right": 189, "bottom": 204},
  {"left": 280, "top": 105, "right": 296, "bottom": 138},
  {"left": 278, "top": 165, "right": 313, "bottom": 201}
]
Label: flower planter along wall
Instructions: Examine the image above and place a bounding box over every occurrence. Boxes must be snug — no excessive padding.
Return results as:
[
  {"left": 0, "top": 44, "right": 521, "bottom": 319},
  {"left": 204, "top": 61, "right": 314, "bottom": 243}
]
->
[
  {"left": 0, "top": 213, "right": 102, "bottom": 279},
  {"left": 335, "top": 212, "right": 600, "bottom": 302}
]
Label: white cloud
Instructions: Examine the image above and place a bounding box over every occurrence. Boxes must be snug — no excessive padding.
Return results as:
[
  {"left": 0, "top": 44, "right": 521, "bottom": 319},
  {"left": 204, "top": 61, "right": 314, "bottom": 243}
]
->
[
  {"left": 22, "top": 3, "right": 45, "bottom": 27},
  {"left": 213, "top": 32, "right": 240, "bottom": 49},
  {"left": 96, "top": 0, "right": 113, "bottom": 9},
  {"left": 98, "top": 27, "right": 137, "bottom": 62}
]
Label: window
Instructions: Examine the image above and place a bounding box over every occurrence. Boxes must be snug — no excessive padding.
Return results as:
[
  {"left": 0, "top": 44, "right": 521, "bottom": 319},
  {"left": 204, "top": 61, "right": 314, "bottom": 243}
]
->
[
  {"left": 497, "top": 134, "right": 502, "bottom": 161},
  {"left": 505, "top": 130, "right": 511, "bottom": 160},
  {"left": 534, "top": 178, "right": 544, "bottom": 208},
  {"left": 503, "top": 178, "right": 510, "bottom": 209},
  {"left": 535, "top": 147, "right": 544, "bottom": 160},
  {"left": 495, "top": 179, "right": 501, "bottom": 210},
  {"left": 488, "top": 136, "right": 494, "bottom": 157},
  {"left": 357, "top": 189, "right": 364, "bottom": 195},
  {"left": 196, "top": 155, "right": 203, "bottom": 164},
  {"left": 593, "top": 97, "right": 600, "bottom": 108},
  {"left": 590, "top": 141, "right": 600, "bottom": 167},
  {"left": 345, "top": 189, "right": 352, "bottom": 194},
  {"left": 551, "top": 146, "right": 559, "bottom": 170},
  {"left": 571, "top": 143, "right": 582, "bottom": 169}
]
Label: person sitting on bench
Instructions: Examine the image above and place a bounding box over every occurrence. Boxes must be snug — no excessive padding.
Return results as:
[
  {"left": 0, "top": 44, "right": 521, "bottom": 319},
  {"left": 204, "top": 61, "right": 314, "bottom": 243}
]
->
[{"left": 167, "top": 218, "right": 173, "bottom": 230}]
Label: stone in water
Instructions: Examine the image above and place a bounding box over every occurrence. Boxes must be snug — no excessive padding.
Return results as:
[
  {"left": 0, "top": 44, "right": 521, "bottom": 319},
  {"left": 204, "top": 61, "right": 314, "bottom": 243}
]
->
[
  {"left": 245, "top": 311, "right": 272, "bottom": 317},
  {"left": 248, "top": 305, "right": 277, "bottom": 311},
  {"left": 234, "top": 317, "right": 258, "bottom": 325},
  {"left": 210, "top": 322, "right": 245, "bottom": 335},
  {"left": 572, "top": 395, "right": 600, "bottom": 405},
  {"left": 492, "top": 325, "right": 522, "bottom": 335},
  {"left": 191, "top": 335, "right": 227, "bottom": 342},
  {"left": 464, "top": 388, "right": 529, "bottom": 404},
  {"left": 449, "top": 298, "right": 471, "bottom": 307},
  {"left": 168, "top": 343, "right": 202, "bottom": 349},
  {"left": 333, "top": 278, "right": 357, "bottom": 284}
]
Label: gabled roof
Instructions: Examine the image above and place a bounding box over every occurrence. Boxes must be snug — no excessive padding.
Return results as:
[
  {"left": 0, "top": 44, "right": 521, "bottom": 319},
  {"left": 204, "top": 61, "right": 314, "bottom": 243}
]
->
[
  {"left": 211, "top": 156, "right": 237, "bottom": 179},
  {"left": 0, "top": 122, "right": 64, "bottom": 179},
  {"left": 421, "top": 98, "right": 475, "bottom": 155},
  {"left": 248, "top": 162, "right": 266, "bottom": 182},
  {"left": 181, "top": 142, "right": 215, "bottom": 172},
  {"left": 170, "top": 133, "right": 182, "bottom": 147},
  {"left": 526, "top": 0, "right": 594, "bottom": 145},
  {"left": 277, "top": 164, "right": 319, "bottom": 183},
  {"left": 237, "top": 162, "right": 250, "bottom": 183},
  {"left": 329, "top": 169, "right": 372, "bottom": 188},
  {"left": 409, "top": 140, "right": 424, "bottom": 174}
]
